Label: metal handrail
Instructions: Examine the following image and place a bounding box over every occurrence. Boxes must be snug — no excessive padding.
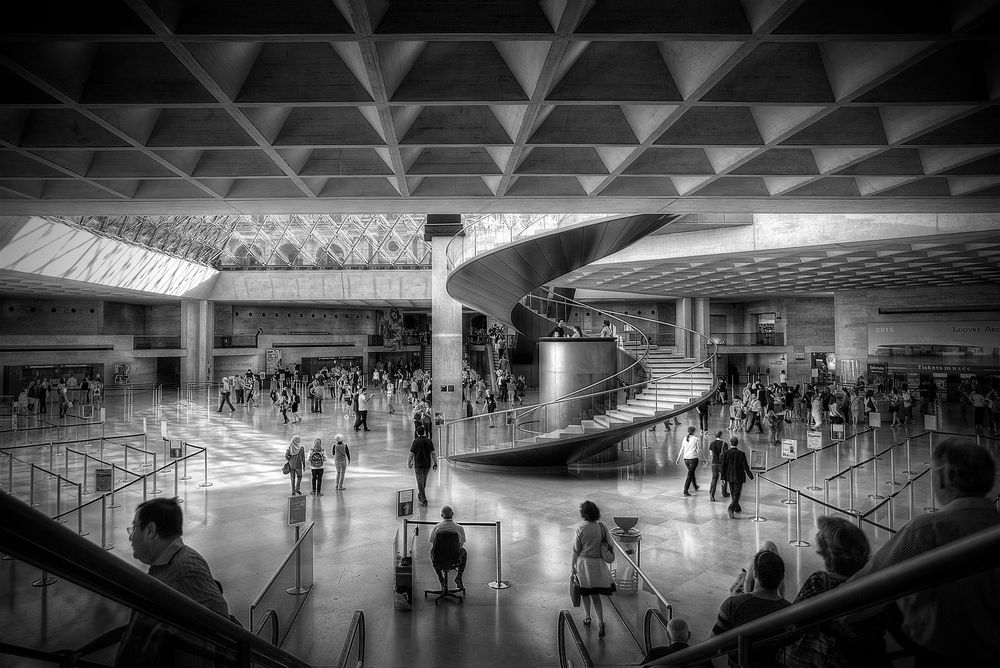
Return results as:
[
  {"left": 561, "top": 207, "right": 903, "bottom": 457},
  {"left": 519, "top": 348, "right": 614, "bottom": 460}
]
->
[
  {"left": 445, "top": 292, "right": 717, "bottom": 456},
  {"left": 336, "top": 610, "right": 366, "bottom": 668},
  {"left": 557, "top": 609, "right": 594, "bottom": 668},
  {"left": 643, "top": 607, "right": 674, "bottom": 656},
  {"left": 254, "top": 609, "right": 279, "bottom": 646},
  {"left": 649, "top": 522, "right": 1000, "bottom": 666},
  {"left": 249, "top": 521, "right": 316, "bottom": 639},
  {"left": 0, "top": 492, "right": 312, "bottom": 668}
]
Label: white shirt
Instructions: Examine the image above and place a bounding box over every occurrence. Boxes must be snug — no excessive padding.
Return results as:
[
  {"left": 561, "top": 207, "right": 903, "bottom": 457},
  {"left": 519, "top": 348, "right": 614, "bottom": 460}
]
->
[{"left": 676, "top": 434, "right": 702, "bottom": 462}]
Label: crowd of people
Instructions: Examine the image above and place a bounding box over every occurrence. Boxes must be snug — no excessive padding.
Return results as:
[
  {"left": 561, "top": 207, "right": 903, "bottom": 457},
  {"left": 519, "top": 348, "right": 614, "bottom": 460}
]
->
[
  {"left": 640, "top": 438, "right": 998, "bottom": 667},
  {"left": 15, "top": 373, "right": 104, "bottom": 417}
]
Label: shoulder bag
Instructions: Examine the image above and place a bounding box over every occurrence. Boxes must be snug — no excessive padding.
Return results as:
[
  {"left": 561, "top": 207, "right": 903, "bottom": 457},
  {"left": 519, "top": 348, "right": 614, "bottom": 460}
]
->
[{"left": 599, "top": 522, "right": 615, "bottom": 563}]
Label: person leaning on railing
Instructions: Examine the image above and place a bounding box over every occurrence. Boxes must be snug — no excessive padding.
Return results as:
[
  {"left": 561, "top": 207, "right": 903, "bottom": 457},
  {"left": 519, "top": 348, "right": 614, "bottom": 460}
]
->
[{"left": 847, "top": 439, "right": 1000, "bottom": 666}]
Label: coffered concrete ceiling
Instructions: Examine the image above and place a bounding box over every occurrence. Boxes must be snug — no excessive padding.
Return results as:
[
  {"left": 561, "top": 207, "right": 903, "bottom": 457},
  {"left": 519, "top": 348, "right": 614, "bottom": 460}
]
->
[{"left": 0, "top": 0, "right": 999, "bottom": 215}]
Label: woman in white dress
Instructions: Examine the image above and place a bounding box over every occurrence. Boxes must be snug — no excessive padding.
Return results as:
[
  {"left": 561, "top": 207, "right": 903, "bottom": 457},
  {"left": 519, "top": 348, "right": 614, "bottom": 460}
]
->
[{"left": 570, "top": 500, "right": 616, "bottom": 638}]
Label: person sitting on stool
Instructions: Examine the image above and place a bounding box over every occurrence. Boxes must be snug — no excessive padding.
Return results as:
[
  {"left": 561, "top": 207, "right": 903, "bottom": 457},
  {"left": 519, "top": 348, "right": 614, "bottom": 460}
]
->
[{"left": 429, "top": 505, "right": 467, "bottom": 590}]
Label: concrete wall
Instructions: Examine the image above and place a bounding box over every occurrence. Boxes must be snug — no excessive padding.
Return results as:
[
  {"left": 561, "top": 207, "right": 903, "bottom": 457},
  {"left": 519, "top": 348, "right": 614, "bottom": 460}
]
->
[
  {"left": 1, "top": 298, "right": 105, "bottom": 335},
  {"left": 222, "top": 304, "right": 381, "bottom": 337}
]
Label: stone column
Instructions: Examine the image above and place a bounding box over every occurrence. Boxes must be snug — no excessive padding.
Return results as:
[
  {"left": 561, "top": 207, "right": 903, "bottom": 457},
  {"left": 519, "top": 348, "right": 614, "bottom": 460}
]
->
[
  {"left": 675, "top": 297, "right": 693, "bottom": 357},
  {"left": 693, "top": 297, "right": 710, "bottom": 363},
  {"left": 180, "top": 300, "right": 213, "bottom": 386},
  {"left": 426, "top": 215, "right": 464, "bottom": 422}
]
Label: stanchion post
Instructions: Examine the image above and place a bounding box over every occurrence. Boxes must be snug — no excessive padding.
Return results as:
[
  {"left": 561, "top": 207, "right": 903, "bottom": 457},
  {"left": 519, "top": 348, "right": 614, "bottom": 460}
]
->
[
  {"left": 781, "top": 464, "right": 796, "bottom": 505},
  {"left": 923, "top": 459, "right": 937, "bottom": 513},
  {"left": 489, "top": 520, "right": 511, "bottom": 589},
  {"left": 48, "top": 443, "right": 55, "bottom": 477},
  {"left": 174, "top": 463, "right": 183, "bottom": 504},
  {"left": 55, "top": 475, "right": 64, "bottom": 522},
  {"left": 887, "top": 447, "right": 900, "bottom": 486},
  {"left": 101, "top": 496, "right": 113, "bottom": 550},
  {"left": 908, "top": 481, "right": 915, "bottom": 521},
  {"left": 847, "top": 467, "right": 859, "bottom": 515},
  {"left": 807, "top": 453, "right": 821, "bottom": 491},
  {"left": 143, "top": 473, "right": 148, "bottom": 502},
  {"left": 904, "top": 437, "right": 914, "bottom": 475},
  {"left": 868, "top": 456, "right": 885, "bottom": 500},
  {"left": 31, "top": 570, "right": 57, "bottom": 588},
  {"left": 150, "top": 453, "right": 161, "bottom": 495},
  {"left": 749, "top": 476, "right": 766, "bottom": 522},
  {"left": 180, "top": 441, "right": 191, "bottom": 480},
  {"left": 790, "top": 492, "right": 810, "bottom": 547},
  {"left": 199, "top": 446, "right": 213, "bottom": 488},
  {"left": 888, "top": 494, "right": 895, "bottom": 532},
  {"left": 854, "top": 439, "right": 863, "bottom": 469},
  {"left": 83, "top": 454, "right": 91, "bottom": 494},
  {"left": 77, "top": 484, "right": 89, "bottom": 536}
]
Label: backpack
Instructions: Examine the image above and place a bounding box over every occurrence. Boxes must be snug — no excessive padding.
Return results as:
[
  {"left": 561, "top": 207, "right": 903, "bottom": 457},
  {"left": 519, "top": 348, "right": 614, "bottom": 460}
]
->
[{"left": 309, "top": 450, "right": 323, "bottom": 467}]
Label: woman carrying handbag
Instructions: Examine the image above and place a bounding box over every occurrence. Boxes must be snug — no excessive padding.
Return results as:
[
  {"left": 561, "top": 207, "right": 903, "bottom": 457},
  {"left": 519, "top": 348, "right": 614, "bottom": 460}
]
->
[{"left": 570, "top": 500, "right": 616, "bottom": 639}]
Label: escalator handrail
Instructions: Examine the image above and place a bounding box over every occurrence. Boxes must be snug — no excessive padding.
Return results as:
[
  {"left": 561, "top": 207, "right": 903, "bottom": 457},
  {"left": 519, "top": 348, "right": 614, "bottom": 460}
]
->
[
  {"left": 557, "top": 609, "right": 594, "bottom": 668},
  {"left": 643, "top": 607, "right": 674, "bottom": 656},
  {"left": 336, "top": 610, "right": 366, "bottom": 668},
  {"left": 647, "top": 522, "right": 1000, "bottom": 666},
  {"left": 0, "top": 491, "right": 312, "bottom": 668}
]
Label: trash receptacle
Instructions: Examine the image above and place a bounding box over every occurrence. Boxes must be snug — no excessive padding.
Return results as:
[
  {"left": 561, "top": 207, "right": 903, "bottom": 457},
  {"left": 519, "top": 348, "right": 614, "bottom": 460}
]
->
[
  {"left": 610, "top": 527, "right": 641, "bottom": 592},
  {"left": 394, "top": 554, "right": 413, "bottom": 611}
]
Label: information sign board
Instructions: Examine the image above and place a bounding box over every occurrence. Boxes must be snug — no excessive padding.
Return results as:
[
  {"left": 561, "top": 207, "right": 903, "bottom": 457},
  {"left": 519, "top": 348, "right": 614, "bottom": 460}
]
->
[
  {"left": 806, "top": 430, "right": 823, "bottom": 451},
  {"left": 396, "top": 489, "right": 414, "bottom": 517},
  {"left": 287, "top": 494, "right": 307, "bottom": 525},
  {"left": 781, "top": 439, "right": 799, "bottom": 460},
  {"left": 831, "top": 423, "right": 845, "bottom": 439},
  {"left": 750, "top": 450, "right": 767, "bottom": 472},
  {"left": 95, "top": 468, "right": 113, "bottom": 493}
]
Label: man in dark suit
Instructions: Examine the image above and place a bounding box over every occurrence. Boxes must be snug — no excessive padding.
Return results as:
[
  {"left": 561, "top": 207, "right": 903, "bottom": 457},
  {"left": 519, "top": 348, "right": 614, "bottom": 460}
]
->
[{"left": 721, "top": 436, "right": 753, "bottom": 519}]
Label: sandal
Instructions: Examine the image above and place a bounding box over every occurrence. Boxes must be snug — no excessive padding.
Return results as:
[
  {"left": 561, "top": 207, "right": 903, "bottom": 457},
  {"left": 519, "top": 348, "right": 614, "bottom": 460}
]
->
[{"left": 582, "top": 617, "right": 591, "bottom": 626}]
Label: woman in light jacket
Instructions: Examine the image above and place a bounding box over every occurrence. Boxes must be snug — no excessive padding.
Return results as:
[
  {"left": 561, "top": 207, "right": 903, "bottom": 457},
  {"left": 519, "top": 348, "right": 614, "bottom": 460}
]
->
[{"left": 570, "top": 500, "right": 616, "bottom": 638}]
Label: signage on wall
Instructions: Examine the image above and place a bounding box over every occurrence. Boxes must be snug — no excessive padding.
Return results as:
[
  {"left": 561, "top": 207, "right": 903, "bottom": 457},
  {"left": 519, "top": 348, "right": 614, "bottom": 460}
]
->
[
  {"left": 265, "top": 349, "right": 282, "bottom": 375},
  {"left": 867, "top": 321, "right": 1000, "bottom": 356},
  {"left": 113, "top": 363, "right": 130, "bottom": 385}
]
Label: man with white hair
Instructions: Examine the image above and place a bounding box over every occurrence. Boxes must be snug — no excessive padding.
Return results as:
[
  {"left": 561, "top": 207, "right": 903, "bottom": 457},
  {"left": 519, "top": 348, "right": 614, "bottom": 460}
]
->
[{"left": 429, "top": 505, "right": 467, "bottom": 589}]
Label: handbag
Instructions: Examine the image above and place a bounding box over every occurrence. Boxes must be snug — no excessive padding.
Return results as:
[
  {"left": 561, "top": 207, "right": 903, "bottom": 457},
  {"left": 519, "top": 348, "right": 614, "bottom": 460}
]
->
[
  {"left": 600, "top": 523, "right": 615, "bottom": 564},
  {"left": 282, "top": 462, "right": 290, "bottom": 475},
  {"left": 569, "top": 573, "right": 581, "bottom": 607}
]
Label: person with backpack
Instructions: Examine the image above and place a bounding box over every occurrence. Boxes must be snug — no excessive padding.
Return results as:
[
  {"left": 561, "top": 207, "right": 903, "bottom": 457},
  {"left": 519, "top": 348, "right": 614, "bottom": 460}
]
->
[
  {"left": 332, "top": 434, "right": 351, "bottom": 490},
  {"left": 308, "top": 438, "right": 326, "bottom": 495}
]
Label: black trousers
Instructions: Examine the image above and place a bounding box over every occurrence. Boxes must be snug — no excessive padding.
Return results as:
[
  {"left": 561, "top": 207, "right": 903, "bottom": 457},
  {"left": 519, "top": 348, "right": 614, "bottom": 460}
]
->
[
  {"left": 728, "top": 481, "right": 744, "bottom": 513},
  {"left": 311, "top": 468, "right": 324, "bottom": 492},
  {"left": 710, "top": 463, "right": 728, "bottom": 498},
  {"left": 683, "top": 458, "right": 699, "bottom": 493}
]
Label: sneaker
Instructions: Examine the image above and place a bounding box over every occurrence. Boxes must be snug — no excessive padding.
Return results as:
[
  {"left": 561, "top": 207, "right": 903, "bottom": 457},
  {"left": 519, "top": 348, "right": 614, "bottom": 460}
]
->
[{"left": 317, "top": 492, "right": 323, "bottom": 496}]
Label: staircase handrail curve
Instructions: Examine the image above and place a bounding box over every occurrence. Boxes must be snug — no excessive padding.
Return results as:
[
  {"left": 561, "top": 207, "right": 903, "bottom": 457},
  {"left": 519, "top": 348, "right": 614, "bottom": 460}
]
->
[
  {"left": 445, "top": 295, "right": 717, "bottom": 451},
  {"left": 446, "top": 294, "right": 651, "bottom": 445},
  {"left": 0, "top": 492, "right": 314, "bottom": 668},
  {"left": 557, "top": 609, "right": 595, "bottom": 668},
  {"left": 444, "top": 213, "right": 621, "bottom": 272},
  {"left": 647, "top": 523, "right": 1000, "bottom": 666}
]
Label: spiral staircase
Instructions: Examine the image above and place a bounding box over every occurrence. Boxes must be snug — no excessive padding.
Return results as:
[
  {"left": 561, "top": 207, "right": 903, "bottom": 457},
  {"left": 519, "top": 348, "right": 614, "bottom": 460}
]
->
[{"left": 444, "top": 214, "right": 717, "bottom": 470}]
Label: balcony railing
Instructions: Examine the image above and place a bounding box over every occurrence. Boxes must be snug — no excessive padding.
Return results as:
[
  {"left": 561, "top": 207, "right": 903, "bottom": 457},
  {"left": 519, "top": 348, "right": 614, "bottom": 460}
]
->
[
  {"left": 133, "top": 335, "right": 181, "bottom": 349},
  {"left": 711, "top": 331, "right": 786, "bottom": 346}
]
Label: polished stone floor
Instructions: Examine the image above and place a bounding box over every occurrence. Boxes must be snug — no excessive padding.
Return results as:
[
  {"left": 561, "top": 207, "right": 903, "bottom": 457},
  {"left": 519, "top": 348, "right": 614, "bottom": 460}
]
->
[{"left": 2, "top": 390, "right": 996, "bottom": 667}]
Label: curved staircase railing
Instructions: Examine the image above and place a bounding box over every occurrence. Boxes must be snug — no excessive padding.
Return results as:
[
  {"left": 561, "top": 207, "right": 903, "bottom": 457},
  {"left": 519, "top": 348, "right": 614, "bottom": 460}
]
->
[
  {"left": 442, "top": 213, "right": 716, "bottom": 469},
  {"left": 444, "top": 293, "right": 717, "bottom": 467}
]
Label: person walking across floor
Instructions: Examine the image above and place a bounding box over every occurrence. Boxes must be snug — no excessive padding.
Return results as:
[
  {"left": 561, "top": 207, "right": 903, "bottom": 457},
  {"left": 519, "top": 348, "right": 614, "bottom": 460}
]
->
[
  {"left": 407, "top": 426, "right": 437, "bottom": 507},
  {"left": 721, "top": 436, "right": 753, "bottom": 519},
  {"left": 332, "top": 433, "right": 351, "bottom": 490},
  {"left": 675, "top": 426, "right": 704, "bottom": 496},
  {"left": 308, "top": 438, "right": 326, "bottom": 496},
  {"left": 570, "top": 500, "right": 616, "bottom": 639},
  {"left": 217, "top": 375, "right": 235, "bottom": 413},
  {"left": 708, "top": 430, "right": 730, "bottom": 502},
  {"left": 356, "top": 386, "right": 370, "bottom": 431},
  {"left": 285, "top": 435, "right": 305, "bottom": 495}
]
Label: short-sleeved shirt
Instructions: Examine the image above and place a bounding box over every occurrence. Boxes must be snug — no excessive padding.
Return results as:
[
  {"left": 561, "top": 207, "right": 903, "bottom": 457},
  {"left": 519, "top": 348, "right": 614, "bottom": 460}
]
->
[
  {"left": 709, "top": 438, "right": 727, "bottom": 463},
  {"left": 429, "top": 519, "right": 466, "bottom": 546},
  {"left": 713, "top": 594, "right": 791, "bottom": 667},
  {"left": 409, "top": 436, "right": 435, "bottom": 468}
]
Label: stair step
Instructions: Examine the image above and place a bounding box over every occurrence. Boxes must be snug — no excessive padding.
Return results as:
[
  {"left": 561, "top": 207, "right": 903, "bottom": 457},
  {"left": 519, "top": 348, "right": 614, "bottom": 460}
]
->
[
  {"left": 607, "top": 409, "right": 643, "bottom": 423},
  {"left": 616, "top": 405, "right": 659, "bottom": 417},
  {"left": 580, "top": 419, "right": 605, "bottom": 433},
  {"left": 560, "top": 424, "right": 585, "bottom": 436},
  {"left": 594, "top": 413, "right": 631, "bottom": 427}
]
